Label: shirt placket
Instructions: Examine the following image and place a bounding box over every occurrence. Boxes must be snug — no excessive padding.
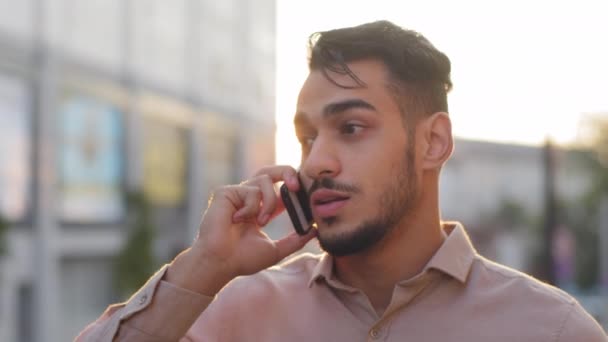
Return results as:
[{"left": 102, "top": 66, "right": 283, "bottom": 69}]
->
[{"left": 365, "top": 272, "right": 441, "bottom": 342}]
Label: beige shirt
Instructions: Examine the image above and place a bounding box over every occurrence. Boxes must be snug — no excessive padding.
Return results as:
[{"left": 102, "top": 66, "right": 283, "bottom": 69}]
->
[{"left": 76, "top": 223, "right": 607, "bottom": 341}]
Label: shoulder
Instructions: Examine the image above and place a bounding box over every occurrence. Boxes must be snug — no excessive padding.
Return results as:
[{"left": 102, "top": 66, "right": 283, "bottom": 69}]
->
[
  {"left": 199, "top": 253, "right": 323, "bottom": 323},
  {"left": 189, "top": 253, "right": 325, "bottom": 339},
  {"left": 556, "top": 299, "right": 607, "bottom": 341},
  {"left": 469, "top": 256, "right": 606, "bottom": 339},
  {"left": 219, "top": 252, "right": 323, "bottom": 298},
  {"left": 271, "top": 252, "right": 325, "bottom": 273},
  {"left": 473, "top": 256, "right": 573, "bottom": 302}
]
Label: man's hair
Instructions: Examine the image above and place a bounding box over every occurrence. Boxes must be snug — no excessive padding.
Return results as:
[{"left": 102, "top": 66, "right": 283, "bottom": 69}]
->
[{"left": 308, "top": 20, "right": 452, "bottom": 120}]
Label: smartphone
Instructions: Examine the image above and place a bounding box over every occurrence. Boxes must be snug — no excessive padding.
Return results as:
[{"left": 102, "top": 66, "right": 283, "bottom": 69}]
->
[{"left": 280, "top": 176, "right": 314, "bottom": 235}]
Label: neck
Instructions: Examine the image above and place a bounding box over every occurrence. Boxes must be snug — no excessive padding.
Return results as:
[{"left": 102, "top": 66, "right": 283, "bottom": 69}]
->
[{"left": 332, "top": 183, "right": 445, "bottom": 316}]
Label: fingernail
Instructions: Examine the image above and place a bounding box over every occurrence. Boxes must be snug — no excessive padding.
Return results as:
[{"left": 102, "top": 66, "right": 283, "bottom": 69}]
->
[
  {"left": 283, "top": 171, "right": 294, "bottom": 184},
  {"left": 290, "top": 176, "right": 299, "bottom": 188}
]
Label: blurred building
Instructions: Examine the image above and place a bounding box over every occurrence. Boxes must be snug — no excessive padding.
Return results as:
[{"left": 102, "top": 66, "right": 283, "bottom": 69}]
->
[
  {"left": 0, "top": 1, "right": 276, "bottom": 341},
  {"left": 441, "top": 138, "right": 606, "bottom": 325},
  {"left": 441, "top": 139, "right": 592, "bottom": 267}
]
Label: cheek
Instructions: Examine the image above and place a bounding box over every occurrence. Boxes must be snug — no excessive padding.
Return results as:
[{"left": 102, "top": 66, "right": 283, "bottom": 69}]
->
[
  {"left": 336, "top": 125, "right": 409, "bottom": 177},
  {"left": 338, "top": 144, "right": 404, "bottom": 192}
]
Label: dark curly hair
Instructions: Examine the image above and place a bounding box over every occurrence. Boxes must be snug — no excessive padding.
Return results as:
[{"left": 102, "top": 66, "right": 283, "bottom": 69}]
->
[{"left": 308, "top": 20, "right": 452, "bottom": 121}]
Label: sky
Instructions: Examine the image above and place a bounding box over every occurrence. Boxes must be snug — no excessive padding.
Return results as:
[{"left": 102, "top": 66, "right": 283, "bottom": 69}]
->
[{"left": 275, "top": 0, "right": 608, "bottom": 167}]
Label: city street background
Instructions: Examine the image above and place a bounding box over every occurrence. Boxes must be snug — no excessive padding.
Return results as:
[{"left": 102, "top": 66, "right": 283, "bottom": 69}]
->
[{"left": 0, "top": 1, "right": 606, "bottom": 341}]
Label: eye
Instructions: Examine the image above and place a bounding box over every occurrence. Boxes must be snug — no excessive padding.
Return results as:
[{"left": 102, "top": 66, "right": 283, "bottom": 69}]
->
[{"left": 340, "top": 123, "right": 364, "bottom": 135}]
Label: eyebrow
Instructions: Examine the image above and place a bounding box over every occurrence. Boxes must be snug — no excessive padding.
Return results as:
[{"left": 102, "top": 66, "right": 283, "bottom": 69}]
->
[
  {"left": 323, "top": 99, "right": 377, "bottom": 118},
  {"left": 294, "top": 98, "right": 377, "bottom": 127}
]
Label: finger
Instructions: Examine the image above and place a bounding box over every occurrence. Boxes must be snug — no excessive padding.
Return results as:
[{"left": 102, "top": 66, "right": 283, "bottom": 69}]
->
[
  {"left": 259, "top": 182, "right": 306, "bottom": 225},
  {"left": 268, "top": 196, "right": 286, "bottom": 221},
  {"left": 231, "top": 185, "right": 262, "bottom": 222},
  {"left": 253, "top": 195, "right": 286, "bottom": 227},
  {"left": 254, "top": 165, "right": 300, "bottom": 191},
  {"left": 241, "top": 174, "right": 279, "bottom": 225},
  {"left": 274, "top": 229, "right": 317, "bottom": 260}
]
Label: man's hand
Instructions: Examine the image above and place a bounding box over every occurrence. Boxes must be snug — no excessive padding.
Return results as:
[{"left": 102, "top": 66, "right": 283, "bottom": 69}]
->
[{"left": 165, "top": 166, "right": 317, "bottom": 296}]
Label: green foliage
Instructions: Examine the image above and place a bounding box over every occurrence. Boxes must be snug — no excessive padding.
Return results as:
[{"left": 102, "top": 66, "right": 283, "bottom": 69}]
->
[
  {"left": 494, "top": 198, "right": 531, "bottom": 229},
  {"left": 579, "top": 114, "right": 608, "bottom": 169},
  {"left": 478, "top": 197, "right": 538, "bottom": 234},
  {"left": 113, "top": 191, "right": 158, "bottom": 299},
  {"left": 0, "top": 215, "right": 7, "bottom": 256},
  {"left": 567, "top": 114, "right": 608, "bottom": 290},
  {"left": 560, "top": 190, "right": 599, "bottom": 290}
]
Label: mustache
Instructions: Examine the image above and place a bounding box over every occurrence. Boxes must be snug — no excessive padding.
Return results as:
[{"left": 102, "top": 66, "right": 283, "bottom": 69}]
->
[{"left": 308, "top": 178, "right": 361, "bottom": 194}]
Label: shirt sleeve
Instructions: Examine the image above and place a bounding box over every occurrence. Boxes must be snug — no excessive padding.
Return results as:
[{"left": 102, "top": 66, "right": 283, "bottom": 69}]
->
[
  {"left": 74, "top": 265, "right": 214, "bottom": 341},
  {"left": 557, "top": 301, "right": 607, "bottom": 342}
]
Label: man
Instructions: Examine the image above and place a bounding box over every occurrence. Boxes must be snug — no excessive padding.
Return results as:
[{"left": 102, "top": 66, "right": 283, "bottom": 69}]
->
[{"left": 77, "top": 20, "right": 607, "bottom": 341}]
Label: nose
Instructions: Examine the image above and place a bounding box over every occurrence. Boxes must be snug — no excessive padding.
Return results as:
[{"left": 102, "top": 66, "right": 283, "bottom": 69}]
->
[{"left": 300, "top": 135, "right": 341, "bottom": 182}]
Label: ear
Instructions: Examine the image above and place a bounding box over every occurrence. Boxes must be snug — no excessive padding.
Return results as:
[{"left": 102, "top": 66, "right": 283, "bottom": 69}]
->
[{"left": 420, "top": 112, "right": 453, "bottom": 170}]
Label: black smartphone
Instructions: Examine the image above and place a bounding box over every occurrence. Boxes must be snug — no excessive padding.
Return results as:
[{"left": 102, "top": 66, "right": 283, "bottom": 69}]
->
[{"left": 280, "top": 176, "right": 314, "bottom": 235}]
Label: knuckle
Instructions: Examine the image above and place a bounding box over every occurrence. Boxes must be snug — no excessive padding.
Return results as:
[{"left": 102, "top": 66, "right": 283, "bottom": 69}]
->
[
  {"left": 242, "top": 186, "right": 261, "bottom": 202},
  {"left": 239, "top": 177, "right": 255, "bottom": 186},
  {"left": 210, "top": 186, "right": 237, "bottom": 203},
  {"left": 210, "top": 186, "right": 228, "bottom": 198},
  {"left": 284, "top": 165, "right": 297, "bottom": 173},
  {"left": 252, "top": 187, "right": 262, "bottom": 199},
  {"left": 254, "top": 166, "right": 273, "bottom": 176},
  {"left": 259, "top": 173, "right": 272, "bottom": 183}
]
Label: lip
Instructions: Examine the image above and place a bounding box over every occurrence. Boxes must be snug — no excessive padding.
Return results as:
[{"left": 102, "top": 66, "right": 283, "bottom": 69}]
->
[{"left": 310, "top": 189, "right": 350, "bottom": 218}]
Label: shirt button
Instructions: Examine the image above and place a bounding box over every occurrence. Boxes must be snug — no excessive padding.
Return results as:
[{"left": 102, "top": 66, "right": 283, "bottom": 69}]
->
[
  {"left": 138, "top": 294, "right": 148, "bottom": 305},
  {"left": 370, "top": 328, "right": 380, "bottom": 339}
]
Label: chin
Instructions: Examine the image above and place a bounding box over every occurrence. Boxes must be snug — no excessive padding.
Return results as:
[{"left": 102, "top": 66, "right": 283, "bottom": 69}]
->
[{"left": 316, "top": 216, "right": 392, "bottom": 257}]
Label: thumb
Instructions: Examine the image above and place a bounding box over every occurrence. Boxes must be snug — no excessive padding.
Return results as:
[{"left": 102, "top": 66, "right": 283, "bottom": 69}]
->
[{"left": 274, "top": 229, "right": 317, "bottom": 261}]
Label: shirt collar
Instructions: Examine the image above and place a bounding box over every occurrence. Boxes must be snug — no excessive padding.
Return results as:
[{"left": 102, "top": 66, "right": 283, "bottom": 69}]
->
[
  {"left": 308, "top": 252, "right": 333, "bottom": 288},
  {"left": 424, "top": 222, "right": 476, "bottom": 283},
  {"left": 308, "top": 222, "right": 476, "bottom": 287}
]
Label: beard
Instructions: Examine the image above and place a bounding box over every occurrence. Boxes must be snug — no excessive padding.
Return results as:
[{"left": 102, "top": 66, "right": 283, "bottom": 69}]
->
[{"left": 316, "top": 144, "right": 418, "bottom": 257}]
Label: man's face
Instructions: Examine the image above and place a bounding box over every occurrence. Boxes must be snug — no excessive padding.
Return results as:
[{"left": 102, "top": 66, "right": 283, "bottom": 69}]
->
[{"left": 295, "top": 59, "right": 420, "bottom": 256}]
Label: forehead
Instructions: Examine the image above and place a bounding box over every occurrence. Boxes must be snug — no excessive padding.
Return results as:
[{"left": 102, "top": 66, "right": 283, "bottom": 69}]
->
[{"left": 296, "top": 59, "right": 400, "bottom": 117}]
